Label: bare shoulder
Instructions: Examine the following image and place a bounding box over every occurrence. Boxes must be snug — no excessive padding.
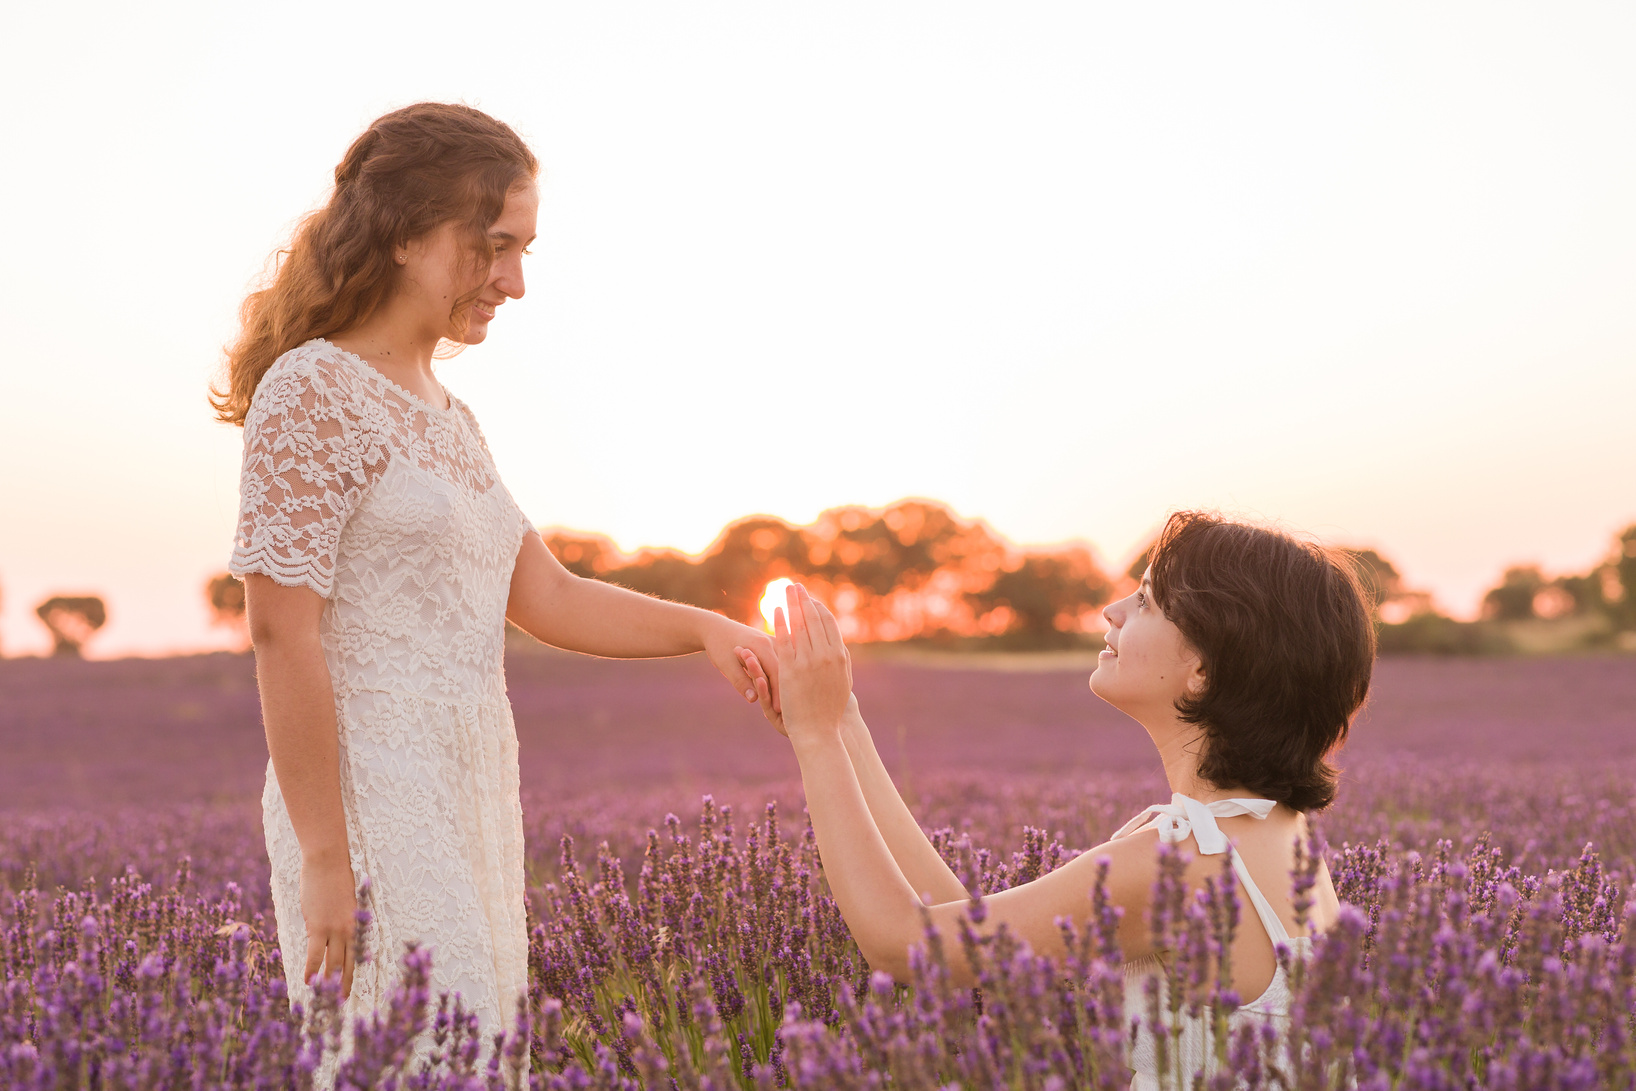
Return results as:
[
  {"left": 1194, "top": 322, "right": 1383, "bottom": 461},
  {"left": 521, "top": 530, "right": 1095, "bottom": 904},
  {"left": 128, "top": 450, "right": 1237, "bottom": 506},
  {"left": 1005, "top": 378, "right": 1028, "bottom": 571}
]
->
[{"left": 1079, "top": 826, "right": 1166, "bottom": 905}]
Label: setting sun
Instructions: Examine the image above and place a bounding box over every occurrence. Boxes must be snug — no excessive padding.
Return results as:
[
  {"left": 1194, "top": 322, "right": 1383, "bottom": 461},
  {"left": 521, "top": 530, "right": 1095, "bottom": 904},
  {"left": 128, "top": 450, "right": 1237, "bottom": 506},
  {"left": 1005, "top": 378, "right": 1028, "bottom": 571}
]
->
[{"left": 758, "top": 578, "right": 796, "bottom": 632}]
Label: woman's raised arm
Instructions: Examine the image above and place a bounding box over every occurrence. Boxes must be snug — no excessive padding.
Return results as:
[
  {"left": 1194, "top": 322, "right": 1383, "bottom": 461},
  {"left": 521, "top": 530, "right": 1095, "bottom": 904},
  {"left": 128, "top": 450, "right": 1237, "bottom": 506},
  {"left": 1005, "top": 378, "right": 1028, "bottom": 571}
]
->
[
  {"left": 772, "top": 583, "right": 1158, "bottom": 984},
  {"left": 506, "top": 530, "right": 778, "bottom": 708},
  {"left": 739, "top": 653, "right": 968, "bottom": 905}
]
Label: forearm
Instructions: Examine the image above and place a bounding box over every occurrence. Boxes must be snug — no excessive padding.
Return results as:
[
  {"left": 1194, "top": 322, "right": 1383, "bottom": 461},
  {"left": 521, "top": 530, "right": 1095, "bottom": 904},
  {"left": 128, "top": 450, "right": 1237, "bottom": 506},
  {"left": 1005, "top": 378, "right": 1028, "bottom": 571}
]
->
[
  {"left": 507, "top": 533, "right": 725, "bottom": 657},
  {"left": 794, "top": 733, "right": 928, "bottom": 979},
  {"left": 255, "top": 636, "right": 350, "bottom": 867},
  {"left": 840, "top": 706, "right": 970, "bottom": 905},
  {"left": 512, "top": 573, "right": 718, "bottom": 657}
]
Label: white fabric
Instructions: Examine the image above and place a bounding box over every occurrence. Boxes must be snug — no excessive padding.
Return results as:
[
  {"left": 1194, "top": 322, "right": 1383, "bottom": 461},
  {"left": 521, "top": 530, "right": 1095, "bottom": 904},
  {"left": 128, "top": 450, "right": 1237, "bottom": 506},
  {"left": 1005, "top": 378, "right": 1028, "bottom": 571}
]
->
[
  {"left": 229, "top": 339, "right": 534, "bottom": 1072},
  {"left": 1115, "top": 793, "right": 1278, "bottom": 856},
  {"left": 1118, "top": 793, "right": 1310, "bottom": 1090}
]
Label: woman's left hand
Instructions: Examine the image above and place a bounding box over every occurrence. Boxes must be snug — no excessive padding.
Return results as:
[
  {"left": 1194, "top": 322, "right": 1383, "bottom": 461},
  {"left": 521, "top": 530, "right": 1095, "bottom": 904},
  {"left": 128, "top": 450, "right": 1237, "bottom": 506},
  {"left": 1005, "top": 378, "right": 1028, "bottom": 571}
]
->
[{"left": 768, "top": 583, "right": 852, "bottom": 747}]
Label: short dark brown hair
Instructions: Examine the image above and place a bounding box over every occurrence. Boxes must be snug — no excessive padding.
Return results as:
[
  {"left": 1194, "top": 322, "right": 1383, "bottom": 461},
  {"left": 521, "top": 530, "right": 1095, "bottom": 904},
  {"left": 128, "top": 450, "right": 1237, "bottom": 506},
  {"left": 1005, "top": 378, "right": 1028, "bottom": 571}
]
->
[{"left": 1148, "top": 512, "right": 1374, "bottom": 811}]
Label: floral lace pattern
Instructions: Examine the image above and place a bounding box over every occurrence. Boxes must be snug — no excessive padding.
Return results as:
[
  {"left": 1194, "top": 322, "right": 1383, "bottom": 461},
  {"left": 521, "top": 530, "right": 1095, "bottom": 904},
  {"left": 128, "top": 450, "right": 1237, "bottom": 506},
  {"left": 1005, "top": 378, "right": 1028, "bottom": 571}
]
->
[{"left": 229, "top": 339, "right": 533, "bottom": 1068}]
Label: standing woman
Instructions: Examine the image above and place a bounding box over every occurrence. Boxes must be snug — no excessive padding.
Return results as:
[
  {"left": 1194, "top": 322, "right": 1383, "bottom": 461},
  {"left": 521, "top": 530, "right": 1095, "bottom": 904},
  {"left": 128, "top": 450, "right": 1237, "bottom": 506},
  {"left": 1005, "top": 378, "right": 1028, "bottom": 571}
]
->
[{"left": 214, "top": 103, "right": 776, "bottom": 1056}]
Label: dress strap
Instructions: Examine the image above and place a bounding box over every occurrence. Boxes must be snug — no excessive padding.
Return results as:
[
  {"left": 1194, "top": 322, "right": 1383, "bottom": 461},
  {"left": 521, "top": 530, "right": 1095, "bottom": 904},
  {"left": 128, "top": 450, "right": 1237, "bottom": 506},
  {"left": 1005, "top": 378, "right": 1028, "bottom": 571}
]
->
[
  {"left": 1115, "top": 792, "right": 1276, "bottom": 855},
  {"left": 1228, "top": 853, "right": 1294, "bottom": 945},
  {"left": 1113, "top": 793, "right": 1293, "bottom": 946}
]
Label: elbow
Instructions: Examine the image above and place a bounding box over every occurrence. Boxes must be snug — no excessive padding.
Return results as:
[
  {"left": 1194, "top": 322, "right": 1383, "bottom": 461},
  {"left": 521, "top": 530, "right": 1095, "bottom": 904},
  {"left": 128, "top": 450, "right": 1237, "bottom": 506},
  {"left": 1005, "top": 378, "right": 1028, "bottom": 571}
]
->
[
  {"left": 862, "top": 946, "right": 913, "bottom": 986},
  {"left": 242, "top": 580, "right": 325, "bottom": 655},
  {"left": 856, "top": 924, "right": 919, "bottom": 985},
  {"left": 247, "top": 609, "right": 308, "bottom": 652},
  {"left": 246, "top": 612, "right": 280, "bottom": 650}
]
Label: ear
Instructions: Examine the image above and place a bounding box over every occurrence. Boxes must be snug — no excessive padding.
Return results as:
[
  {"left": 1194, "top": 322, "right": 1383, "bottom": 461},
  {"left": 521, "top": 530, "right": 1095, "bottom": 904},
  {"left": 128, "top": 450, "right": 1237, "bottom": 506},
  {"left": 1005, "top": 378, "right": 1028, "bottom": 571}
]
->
[{"left": 1183, "top": 654, "right": 1207, "bottom": 700}]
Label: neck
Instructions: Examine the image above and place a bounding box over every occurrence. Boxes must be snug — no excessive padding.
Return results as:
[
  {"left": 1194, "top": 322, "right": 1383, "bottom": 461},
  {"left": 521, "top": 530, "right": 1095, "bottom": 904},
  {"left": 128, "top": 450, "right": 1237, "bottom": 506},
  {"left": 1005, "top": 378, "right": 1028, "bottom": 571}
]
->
[
  {"left": 333, "top": 302, "right": 443, "bottom": 378},
  {"left": 1147, "top": 717, "right": 1254, "bottom": 804}
]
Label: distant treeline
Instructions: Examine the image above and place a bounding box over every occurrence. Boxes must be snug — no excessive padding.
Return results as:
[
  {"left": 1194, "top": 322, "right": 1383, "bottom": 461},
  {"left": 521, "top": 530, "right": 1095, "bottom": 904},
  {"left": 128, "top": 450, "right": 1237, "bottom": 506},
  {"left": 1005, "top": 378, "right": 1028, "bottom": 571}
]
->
[
  {"left": 1354, "top": 525, "right": 1636, "bottom": 655},
  {"left": 4, "top": 505, "right": 1633, "bottom": 657},
  {"left": 545, "top": 502, "right": 1636, "bottom": 654},
  {"left": 545, "top": 499, "right": 1111, "bottom": 648}
]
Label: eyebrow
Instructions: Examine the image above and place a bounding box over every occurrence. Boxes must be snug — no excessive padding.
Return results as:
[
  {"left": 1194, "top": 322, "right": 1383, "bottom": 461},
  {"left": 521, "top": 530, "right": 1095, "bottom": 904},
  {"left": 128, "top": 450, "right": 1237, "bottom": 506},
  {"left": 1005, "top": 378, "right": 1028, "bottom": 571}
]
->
[{"left": 488, "top": 231, "right": 537, "bottom": 245}]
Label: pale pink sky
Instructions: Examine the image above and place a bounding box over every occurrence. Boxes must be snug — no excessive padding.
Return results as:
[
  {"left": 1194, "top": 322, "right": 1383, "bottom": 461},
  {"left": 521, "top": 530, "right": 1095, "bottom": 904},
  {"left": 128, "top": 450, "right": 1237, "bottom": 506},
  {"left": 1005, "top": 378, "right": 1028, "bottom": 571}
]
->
[{"left": 2, "top": 3, "right": 1634, "bottom": 658}]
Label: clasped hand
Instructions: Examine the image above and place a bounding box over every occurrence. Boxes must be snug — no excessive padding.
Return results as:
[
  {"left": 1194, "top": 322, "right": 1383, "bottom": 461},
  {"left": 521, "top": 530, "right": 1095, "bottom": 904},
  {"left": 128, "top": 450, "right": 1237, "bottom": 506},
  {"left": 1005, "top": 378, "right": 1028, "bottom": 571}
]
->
[{"left": 735, "top": 582, "right": 853, "bottom": 745}]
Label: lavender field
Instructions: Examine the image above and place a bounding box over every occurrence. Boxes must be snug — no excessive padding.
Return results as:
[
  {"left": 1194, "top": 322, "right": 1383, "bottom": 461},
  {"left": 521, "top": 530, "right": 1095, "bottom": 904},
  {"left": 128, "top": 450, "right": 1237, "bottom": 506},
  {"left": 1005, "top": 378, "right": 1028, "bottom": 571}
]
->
[{"left": 3, "top": 648, "right": 1636, "bottom": 1088}]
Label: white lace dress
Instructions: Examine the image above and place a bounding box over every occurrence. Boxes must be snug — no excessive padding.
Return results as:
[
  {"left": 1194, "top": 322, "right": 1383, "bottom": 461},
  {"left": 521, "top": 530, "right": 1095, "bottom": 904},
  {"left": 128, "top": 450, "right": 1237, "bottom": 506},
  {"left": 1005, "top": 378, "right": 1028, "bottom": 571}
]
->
[{"left": 229, "top": 338, "right": 533, "bottom": 1051}]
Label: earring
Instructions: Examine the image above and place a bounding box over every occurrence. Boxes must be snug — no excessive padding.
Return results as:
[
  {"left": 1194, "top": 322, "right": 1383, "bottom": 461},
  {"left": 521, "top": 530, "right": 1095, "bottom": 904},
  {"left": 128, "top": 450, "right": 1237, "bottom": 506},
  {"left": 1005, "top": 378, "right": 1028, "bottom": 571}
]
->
[{"left": 394, "top": 254, "right": 407, "bottom": 265}]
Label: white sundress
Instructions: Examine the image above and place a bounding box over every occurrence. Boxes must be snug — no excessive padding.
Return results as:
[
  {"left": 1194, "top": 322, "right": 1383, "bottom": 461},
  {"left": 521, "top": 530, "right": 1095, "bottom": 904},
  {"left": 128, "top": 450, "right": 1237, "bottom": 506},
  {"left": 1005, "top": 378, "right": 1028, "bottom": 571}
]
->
[
  {"left": 229, "top": 338, "right": 534, "bottom": 1059},
  {"left": 1116, "top": 794, "right": 1312, "bottom": 1091}
]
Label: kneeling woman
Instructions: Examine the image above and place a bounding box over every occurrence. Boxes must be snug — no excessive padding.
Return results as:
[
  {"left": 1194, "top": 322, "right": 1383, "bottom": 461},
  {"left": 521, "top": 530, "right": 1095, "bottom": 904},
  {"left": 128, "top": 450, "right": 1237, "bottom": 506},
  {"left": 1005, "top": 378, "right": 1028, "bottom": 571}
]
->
[{"left": 738, "top": 512, "right": 1373, "bottom": 1088}]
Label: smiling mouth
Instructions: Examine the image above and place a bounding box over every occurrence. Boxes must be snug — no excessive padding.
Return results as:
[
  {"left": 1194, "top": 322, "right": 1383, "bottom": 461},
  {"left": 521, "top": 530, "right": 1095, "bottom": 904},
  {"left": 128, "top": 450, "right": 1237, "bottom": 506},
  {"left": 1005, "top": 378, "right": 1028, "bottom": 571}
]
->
[{"left": 473, "top": 302, "right": 498, "bottom": 321}]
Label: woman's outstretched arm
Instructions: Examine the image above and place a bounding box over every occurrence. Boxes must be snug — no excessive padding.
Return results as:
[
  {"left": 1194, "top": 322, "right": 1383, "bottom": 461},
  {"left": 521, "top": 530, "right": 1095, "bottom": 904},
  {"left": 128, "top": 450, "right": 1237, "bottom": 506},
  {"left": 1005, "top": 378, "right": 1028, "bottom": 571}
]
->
[
  {"left": 773, "top": 583, "right": 1157, "bottom": 985},
  {"left": 507, "top": 530, "right": 777, "bottom": 707},
  {"left": 739, "top": 653, "right": 967, "bottom": 905}
]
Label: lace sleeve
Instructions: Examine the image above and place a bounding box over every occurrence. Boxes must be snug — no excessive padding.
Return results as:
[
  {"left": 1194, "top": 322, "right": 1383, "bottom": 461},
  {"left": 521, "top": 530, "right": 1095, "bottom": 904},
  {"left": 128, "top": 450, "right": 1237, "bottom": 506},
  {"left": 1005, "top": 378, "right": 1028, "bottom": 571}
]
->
[{"left": 228, "top": 357, "right": 389, "bottom": 597}]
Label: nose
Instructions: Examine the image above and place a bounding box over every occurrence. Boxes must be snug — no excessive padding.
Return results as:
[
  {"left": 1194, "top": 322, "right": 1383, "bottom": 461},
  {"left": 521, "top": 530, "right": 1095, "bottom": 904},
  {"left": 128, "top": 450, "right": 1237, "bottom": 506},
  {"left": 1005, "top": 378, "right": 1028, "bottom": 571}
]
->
[
  {"left": 493, "top": 256, "right": 526, "bottom": 301},
  {"left": 1102, "top": 597, "right": 1126, "bottom": 629}
]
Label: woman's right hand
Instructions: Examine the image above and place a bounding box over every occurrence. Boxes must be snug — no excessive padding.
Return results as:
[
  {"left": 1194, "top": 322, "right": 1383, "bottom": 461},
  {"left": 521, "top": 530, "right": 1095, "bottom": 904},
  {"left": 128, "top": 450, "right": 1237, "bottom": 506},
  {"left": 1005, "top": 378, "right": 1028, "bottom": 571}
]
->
[
  {"left": 740, "top": 643, "right": 865, "bottom": 745},
  {"left": 300, "top": 854, "right": 358, "bottom": 998}
]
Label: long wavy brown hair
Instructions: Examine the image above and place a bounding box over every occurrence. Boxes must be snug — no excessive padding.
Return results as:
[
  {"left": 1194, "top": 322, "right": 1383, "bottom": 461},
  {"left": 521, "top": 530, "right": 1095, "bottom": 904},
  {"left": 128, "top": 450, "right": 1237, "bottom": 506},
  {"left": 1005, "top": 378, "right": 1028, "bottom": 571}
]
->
[{"left": 212, "top": 103, "right": 539, "bottom": 426}]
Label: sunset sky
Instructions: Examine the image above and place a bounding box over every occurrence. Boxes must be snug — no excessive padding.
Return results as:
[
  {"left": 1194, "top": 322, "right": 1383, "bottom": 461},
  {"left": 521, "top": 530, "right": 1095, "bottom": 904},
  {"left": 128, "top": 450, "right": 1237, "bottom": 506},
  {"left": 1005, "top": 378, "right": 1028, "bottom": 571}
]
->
[{"left": 2, "top": 3, "right": 1634, "bottom": 657}]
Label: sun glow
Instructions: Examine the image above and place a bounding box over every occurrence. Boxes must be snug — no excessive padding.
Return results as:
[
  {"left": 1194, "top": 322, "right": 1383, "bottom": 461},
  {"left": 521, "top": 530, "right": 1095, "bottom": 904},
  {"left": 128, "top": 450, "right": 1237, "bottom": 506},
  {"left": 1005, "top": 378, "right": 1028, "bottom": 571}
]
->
[{"left": 758, "top": 578, "right": 796, "bottom": 632}]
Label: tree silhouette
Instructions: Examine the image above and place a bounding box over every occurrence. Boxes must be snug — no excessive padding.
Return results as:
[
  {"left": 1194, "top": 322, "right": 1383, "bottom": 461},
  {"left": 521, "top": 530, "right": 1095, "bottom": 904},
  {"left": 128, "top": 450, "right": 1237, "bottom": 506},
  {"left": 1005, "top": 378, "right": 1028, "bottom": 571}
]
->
[
  {"left": 1481, "top": 566, "right": 1546, "bottom": 622},
  {"left": 540, "top": 530, "right": 624, "bottom": 580},
  {"left": 206, "top": 574, "right": 249, "bottom": 648},
  {"left": 540, "top": 499, "right": 1114, "bottom": 645},
  {"left": 206, "top": 574, "right": 246, "bottom": 623},
  {"left": 1614, "top": 525, "right": 1636, "bottom": 628},
  {"left": 35, "top": 595, "right": 107, "bottom": 658},
  {"left": 1346, "top": 549, "right": 1404, "bottom": 614},
  {"left": 971, "top": 548, "right": 1113, "bottom": 645}
]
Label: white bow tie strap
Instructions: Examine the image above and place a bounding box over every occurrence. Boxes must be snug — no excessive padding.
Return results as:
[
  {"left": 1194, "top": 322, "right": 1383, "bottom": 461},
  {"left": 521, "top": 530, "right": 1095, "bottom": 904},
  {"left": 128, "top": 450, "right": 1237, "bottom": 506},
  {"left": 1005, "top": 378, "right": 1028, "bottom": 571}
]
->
[{"left": 1124, "top": 793, "right": 1276, "bottom": 856}]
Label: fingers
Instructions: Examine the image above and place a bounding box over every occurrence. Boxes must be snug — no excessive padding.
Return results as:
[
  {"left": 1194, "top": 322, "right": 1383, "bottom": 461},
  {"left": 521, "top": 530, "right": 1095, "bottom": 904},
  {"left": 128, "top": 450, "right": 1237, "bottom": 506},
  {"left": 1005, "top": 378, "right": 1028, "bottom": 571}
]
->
[
  {"left": 737, "top": 646, "right": 767, "bottom": 684},
  {"left": 721, "top": 647, "right": 758, "bottom": 703},
  {"left": 813, "top": 594, "right": 845, "bottom": 651},
  {"left": 786, "top": 583, "right": 814, "bottom": 653},
  {"left": 796, "top": 583, "right": 819, "bottom": 636},
  {"left": 303, "top": 935, "right": 324, "bottom": 988},
  {"left": 342, "top": 939, "right": 354, "bottom": 999},
  {"left": 796, "top": 584, "right": 841, "bottom": 655},
  {"left": 756, "top": 639, "right": 784, "bottom": 714},
  {"left": 737, "top": 648, "right": 788, "bottom": 736}
]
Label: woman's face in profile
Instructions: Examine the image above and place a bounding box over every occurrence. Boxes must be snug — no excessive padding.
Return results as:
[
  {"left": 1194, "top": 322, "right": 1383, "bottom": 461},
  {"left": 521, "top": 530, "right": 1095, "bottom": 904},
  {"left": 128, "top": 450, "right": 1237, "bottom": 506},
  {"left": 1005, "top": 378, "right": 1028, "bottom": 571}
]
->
[
  {"left": 398, "top": 182, "right": 540, "bottom": 345},
  {"left": 1090, "top": 568, "right": 1203, "bottom": 719}
]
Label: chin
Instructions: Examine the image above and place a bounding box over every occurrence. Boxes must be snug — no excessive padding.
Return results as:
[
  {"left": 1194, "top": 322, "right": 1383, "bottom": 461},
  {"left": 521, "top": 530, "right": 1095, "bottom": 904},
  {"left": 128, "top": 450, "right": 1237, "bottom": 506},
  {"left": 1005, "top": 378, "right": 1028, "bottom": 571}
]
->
[{"left": 1088, "top": 665, "right": 1125, "bottom": 709}]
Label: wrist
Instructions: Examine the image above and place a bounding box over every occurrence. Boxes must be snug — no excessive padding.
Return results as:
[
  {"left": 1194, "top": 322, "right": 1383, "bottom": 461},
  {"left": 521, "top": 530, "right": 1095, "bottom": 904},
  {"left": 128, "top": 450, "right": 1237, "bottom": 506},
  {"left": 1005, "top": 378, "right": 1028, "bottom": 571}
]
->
[
  {"left": 788, "top": 715, "right": 847, "bottom": 759},
  {"left": 839, "top": 714, "right": 869, "bottom": 759},
  {"left": 694, "top": 608, "right": 737, "bottom": 650},
  {"left": 302, "top": 844, "right": 353, "bottom": 872}
]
